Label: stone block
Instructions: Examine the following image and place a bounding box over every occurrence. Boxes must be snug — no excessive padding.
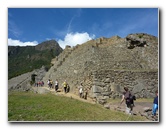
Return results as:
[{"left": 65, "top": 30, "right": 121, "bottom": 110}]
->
[{"left": 92, "top": 85, "right": 103, "bottom": 93}]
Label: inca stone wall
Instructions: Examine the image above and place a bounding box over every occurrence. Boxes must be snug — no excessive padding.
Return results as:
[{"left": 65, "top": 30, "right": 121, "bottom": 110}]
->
[{"left": 89, "top": 69, "right": 158, "bottom": 100}]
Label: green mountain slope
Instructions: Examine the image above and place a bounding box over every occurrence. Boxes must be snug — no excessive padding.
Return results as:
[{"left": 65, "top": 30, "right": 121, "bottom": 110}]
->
[{"left": 8, "top": 40, "right": 63, "bottom": 79}]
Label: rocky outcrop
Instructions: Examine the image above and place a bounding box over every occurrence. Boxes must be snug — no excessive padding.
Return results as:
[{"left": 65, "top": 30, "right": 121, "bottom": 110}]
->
[{"left": 8, "top": 66, "right": 47, "bottom": 91}]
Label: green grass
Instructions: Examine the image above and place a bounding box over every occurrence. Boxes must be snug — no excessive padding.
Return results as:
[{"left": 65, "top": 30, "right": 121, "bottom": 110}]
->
[{"left": 8, "top": 91, "right": 148, "bottom": 122}]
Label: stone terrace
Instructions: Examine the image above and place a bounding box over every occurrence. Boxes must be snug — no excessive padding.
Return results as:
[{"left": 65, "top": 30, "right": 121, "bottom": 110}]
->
[{"left": 42, "top": 33, "right": 158, "bottom": 102}]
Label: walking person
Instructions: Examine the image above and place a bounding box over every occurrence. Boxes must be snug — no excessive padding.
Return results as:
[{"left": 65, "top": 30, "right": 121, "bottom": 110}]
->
[
  {"left": 63, "top": 80, "right": 67, "bottom": 93},
  {"left": 66, "top": 84, "right": 70, "bottom": 93},
  {"left": 152, "top": 90, "right": 158, "bottom": 118},
  {"left": 119, "top": 87, "right": 135, "bottom": 115},
  {"left": 41, "top": 81, "right": 44, "bottom": 86},
  {"left": 50, "top": 80, "right": 53, "bottom": 89},
  {"left": 55, "top": 80, "right": 59, "bottom": 92},
  {"left": 79, "top": 83, "right": 83, "bottom": 98},
  {"left": 47, "top": 79, "right": 50, "bottom": 88},
  {"left": 83, "top": 88, "right": 88, "bottom": 100}
]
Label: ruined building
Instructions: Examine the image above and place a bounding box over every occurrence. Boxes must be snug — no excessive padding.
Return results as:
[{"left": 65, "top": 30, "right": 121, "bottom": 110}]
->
[{"left": 42, "top": 33, "right": 158, "bottom": 102}]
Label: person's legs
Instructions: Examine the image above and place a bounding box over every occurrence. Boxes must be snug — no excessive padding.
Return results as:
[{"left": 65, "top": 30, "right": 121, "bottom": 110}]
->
[
  {"left": 65, "top": 87, "right": 67, "bottom": 93},
  {"left": 80, "top": 93, "right": 82, "bottom": 98},
  {"left": 152, "top": 104, "right": 158, "bottom": 116},
  {"left": 56, "top": 85, "right": 58, "bottom": 91},
  {"left": 126, "top": 106, "right": 131, "bottom": 114},
  {"left": 126, "top": 104, "right": 133, "bottom": 115}
]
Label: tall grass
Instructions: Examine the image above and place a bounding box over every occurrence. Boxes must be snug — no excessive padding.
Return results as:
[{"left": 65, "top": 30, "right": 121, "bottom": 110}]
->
[{"left": 8, "top": 91, "right": 147, "bottom": 122}]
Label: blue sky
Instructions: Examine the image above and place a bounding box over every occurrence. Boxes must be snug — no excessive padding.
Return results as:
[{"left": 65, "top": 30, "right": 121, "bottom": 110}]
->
[{"left": 8, "top": 8, "right": 158, "bottom": 49}]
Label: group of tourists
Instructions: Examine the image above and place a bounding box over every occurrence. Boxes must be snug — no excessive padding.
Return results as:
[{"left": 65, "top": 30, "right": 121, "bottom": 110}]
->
[
  {"left": 34, "top": 81, "right": 44, "bottom": 87},
  {"left": 47, "top": 79, "right": 59, "bottom": 92},
  {"left": 47, "top": 79, "right": 70, "bottom": 93}
]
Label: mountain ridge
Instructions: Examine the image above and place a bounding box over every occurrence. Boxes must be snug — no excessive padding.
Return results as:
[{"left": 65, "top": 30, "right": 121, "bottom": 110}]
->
[{"left": 8, "top": 40, "right": 63, "bottom": 79}]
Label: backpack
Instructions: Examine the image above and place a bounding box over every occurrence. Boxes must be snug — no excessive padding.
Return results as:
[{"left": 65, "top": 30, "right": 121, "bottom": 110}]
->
[{"left": 125, "top": 91, "right": 136, "bottom": 105}]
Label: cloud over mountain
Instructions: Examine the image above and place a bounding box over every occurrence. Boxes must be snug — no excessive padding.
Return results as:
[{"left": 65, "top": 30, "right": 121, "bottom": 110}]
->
[
  {"left": 58, "top": 32, "right": 95, "bottom": 49},
  {"left": 8, "top": 38, "right": 38, "bottom": 46}
]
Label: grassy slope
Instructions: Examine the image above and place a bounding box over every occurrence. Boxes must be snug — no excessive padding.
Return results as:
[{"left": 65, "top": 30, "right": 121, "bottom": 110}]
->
[{"left": 8, "top": 92, "right": 147, "bottom": 122}]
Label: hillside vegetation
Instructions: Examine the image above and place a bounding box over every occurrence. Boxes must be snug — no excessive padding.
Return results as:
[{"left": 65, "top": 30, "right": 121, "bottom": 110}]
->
[
  {"left": 8, "top": 40, "right": 63, "bottom": 79},
  {"left": 8, "top": 91, "right": 147, "bottom": 122}
]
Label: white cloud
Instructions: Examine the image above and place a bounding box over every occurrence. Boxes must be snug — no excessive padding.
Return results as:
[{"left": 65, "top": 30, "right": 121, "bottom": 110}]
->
[
  {"left": 58, "top": 32, "right": 95, "bottom": 49},
  {"left": 8, "top": 38, "right": 38, "bottom": 46}
]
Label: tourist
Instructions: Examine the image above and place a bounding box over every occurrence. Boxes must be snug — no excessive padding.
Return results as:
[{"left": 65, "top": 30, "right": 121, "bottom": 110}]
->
[
  {"left": 47, "top": 79, "right": 50, "bottom": 88},
  {"left": 41, "top": 81, "right": 44, "bottom": 86},
  {"left": 66, "top": 83, "right": 70, "bottom": 93},
  {"left": 83, "top": 88, "right": 88, "bottom": 100},
  {"left": 55, "top": 80, "right": 59, "bottom": 92},
  {"left": 152, "top": 90, "right": 158, "bottom": 117},
  {"left": 79, "top": 83, "right": 83, "bottom": 98},
  {"left": 119, "top": 87, "right": 135, "bottom": 115},
  {"left": 63, "top": 80, "right": 67, "bottom": 93},
  {"left": 50, "top": 80, "right": 53, "bottom": 89}
]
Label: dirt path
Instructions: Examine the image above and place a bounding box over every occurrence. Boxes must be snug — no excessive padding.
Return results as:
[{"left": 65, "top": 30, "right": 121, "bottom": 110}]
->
[
  {"left": 107, "top": 101, "right": 158, "bottom": 121},
  {"left": 43, "top": 86, "right": 153, "bottom": 112},
  {"left": 43, "top": 87, "right": 96, "bottom": 104}
]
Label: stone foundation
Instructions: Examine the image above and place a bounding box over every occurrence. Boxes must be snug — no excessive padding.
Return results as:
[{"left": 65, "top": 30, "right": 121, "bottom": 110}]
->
[{"left": 88, "top": 69, "right": 158, "bottom": 100}]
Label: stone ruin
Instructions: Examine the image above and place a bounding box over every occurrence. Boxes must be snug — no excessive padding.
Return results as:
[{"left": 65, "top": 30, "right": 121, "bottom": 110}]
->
[{"left": 42, "top": 33, "right": 158, "bottom": 103}]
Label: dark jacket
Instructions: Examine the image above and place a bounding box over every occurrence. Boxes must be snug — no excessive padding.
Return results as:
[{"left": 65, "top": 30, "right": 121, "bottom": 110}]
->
[
  {"left": 153, "top": 96, "right": 158, "bottom": 105},
  {"left": 124, "top": 91, "right": 134, "bottom": 105}
]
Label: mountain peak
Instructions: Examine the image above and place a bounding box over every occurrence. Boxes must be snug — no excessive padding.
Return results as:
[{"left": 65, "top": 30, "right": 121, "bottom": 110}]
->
[{"left": 35, "top": 40, "right": 62, "bottom": 51}]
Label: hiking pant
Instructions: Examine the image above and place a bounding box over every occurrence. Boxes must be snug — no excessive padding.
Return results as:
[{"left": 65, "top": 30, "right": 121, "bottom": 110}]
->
[
  {"left": 48, "top": 84, "right": 51, "bottom": 88},
  {"left": 152, "top": 104, "right": 158, "bottom": 116},
  {"left": 64, "top": 87, "right": 67, "bottom": 93},
  {"left": 126, "top": 104, "right": 134, "bottom": 115},
  {"left": 55, "top": 85, "right": 58, "bottom": 91},
  {"left": 79, "top": 93, "right": 83, "bottom": 98}
]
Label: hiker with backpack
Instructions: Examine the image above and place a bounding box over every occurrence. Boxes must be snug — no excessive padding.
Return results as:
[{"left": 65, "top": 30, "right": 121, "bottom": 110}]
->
[{"left": 119, "top": 87, "right": 136, "bottom": 115}]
